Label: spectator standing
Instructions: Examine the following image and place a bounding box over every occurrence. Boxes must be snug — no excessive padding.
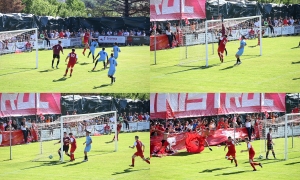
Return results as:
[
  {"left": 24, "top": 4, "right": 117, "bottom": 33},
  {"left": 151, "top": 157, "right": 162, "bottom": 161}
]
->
[
  {"left": 245, "top": 115, "right": 252, "bottom": 141},
  {"left": 0, "top": 122, "right": 4, "bottom": 146},
  {"left": 21, "top": 118, "right": 29, "bottom": 144}
]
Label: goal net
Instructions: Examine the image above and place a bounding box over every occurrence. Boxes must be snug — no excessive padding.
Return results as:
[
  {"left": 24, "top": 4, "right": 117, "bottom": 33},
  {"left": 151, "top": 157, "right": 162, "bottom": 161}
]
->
[
  {"left": 0, "top": 28, "right": 39, "bottom": 74},
  {"left": 259, "top": 113, "right": 300, "bottom": 160},
  {"left": 33, "top": 111, "right": 117, "bottom": 162}
]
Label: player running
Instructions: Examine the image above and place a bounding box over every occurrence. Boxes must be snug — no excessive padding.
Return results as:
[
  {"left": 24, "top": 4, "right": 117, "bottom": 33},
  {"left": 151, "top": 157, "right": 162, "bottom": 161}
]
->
[
  {"left": 54, "top": 132, "right": 70, "bottom": 160},
  {"left": 82, "top": 30, "right": 90, "bottom": 56},
  {"left": 129, "top": 136, "right": 150, "bottom": 167},
  {"left": 69, "top": 133, "right": 77, "bottom": 161},
  {"left": 106, "top": 53, "right": 118, "bottom": 84},
  {"left": 266, "top": 128, "right": 276, "bottom": 159},
  {"left": 241, "top": 138, "right": 262, "bottom": 171},
  {"left": 82, "top": 130, "right": 92, "bottom": 162},
  {"left": 112, "top": 42, "right": 121, "bottom": 59},
  {"left": 88, "top": 39, "right": 98, "bottom": 61},
  {"left": 235, "top": 36, "right": 246, "bottom": 65},
  {"left": 52, "top": 41, "right": 64, "bottom": 69},
  {"left": 92, "top": 48, "right": 108, "bottom": 71},
  {"left": 224, "top": 136, "right": 238, "bottom": 167},
  {"left": 64, "top": 48, "right": 78, "bottom": 77},
  {"left": 218, "top": 35, "right": 228, "bottom": 63}
]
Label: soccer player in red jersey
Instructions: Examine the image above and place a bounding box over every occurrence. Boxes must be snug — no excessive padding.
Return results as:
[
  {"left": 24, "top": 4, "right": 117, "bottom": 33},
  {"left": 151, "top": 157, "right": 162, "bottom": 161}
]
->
[
  {"left": 82, "top": 30, "right": 90, "bottom": 56},
  {"left": 52, "top": 41, "right": 64, "bottom": 68},
  {"left": 111, "top": 122, "right": 122, "bottom": 142},
  {"left": 64, "top": 48, "right": 78, "bottom": 77},
  {"left": 69, "top": 133, "right": 77, "bottom": 161},
  {"left": 54, "top": 132, "right": 70, "bottom": 160},
  {"left": 218, "top": 35, "right": 228, "bottom": 63},
  {"left": 224, "top": 136, "right": 238, "bottom": 167},
  {"left": 129, "top": 136, "right": 150, "bottom": 167},
  {"left": 241, "top": 138, "right": 262, "bottom": 171},
  {"left": 266, "top": 128, "right": 276, "bottom": 159}
]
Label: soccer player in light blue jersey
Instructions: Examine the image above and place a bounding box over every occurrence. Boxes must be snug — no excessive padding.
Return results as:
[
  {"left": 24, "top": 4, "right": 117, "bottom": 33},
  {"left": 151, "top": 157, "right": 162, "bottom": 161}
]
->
[
  {"left": 235, "top": 36, "right": 247, "bottom": 65},
  {"left": 106, "top": 53, "right": 118, "bottom": 84},
  {"left": 88, "top": 39, "right": 98, "bottom": 62},
  {"left": 111, "top": 42, "right": 121, "bottom": 59},
  {"left": 82, "top": 130, "right": 92, "bottom": 162},
  {"left": 92, "top": 48, "right": 108, "bottom": 71}
]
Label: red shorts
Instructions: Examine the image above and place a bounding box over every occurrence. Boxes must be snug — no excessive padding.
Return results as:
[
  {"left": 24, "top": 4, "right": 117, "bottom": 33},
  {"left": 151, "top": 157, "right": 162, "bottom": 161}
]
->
[
  {"left": 134, "top": 151, "right": 144, "bottom": 158},
  {"left": 249, "top": 153, "right": 255, "bottom": 160},
  {"left": 70, "top": 147, "right": 77, "bottom": 153},
  {"left": 67, "top": 62, "right": 76, "bottom": 68},
  {"left": 226, "top": 151, "right": 236, "bottom": 158},
  {"left": 218, "top": 47, "right": 225, "bottom": 53},
  {"left": 84, "top": 39, "right": 89, "bottom": 44}
]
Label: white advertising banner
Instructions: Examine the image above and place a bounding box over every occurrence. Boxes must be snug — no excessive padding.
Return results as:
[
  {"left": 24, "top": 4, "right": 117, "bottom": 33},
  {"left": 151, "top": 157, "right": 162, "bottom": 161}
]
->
[{"left": 98, "top": 36, "right": 126, "bottom": 43}]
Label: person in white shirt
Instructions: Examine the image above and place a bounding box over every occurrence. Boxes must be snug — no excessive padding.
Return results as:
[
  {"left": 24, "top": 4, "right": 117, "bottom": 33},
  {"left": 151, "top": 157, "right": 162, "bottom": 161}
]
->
[
  {"left": 94, "top": 30, "right": 99, "bottom": 38},
  {"left": 245, "top": 115, "right": 252, "bottom": 141},
  {"left": 289, "top": 17, "right": 294, "bottom": 25},
  {"left": 123, "top": 30, "right": 129, "bottom": 36},
  {"left": 21, "top": 118, "right": 29, "bottom": 144},
  {"left": 273, "top": 17, "right": 278, "bottom": 27},
  {"left": 107, "top": 30, "right": 113, "bottom": 36},
  {"left": 254, "top": 19, "right": 260, "bottom": 28},
  {"left": 136, "top": 30, "right": 142, "bottom": 36},
  {"left": 30, "top": 33, "right": 36, "bottom": 40},
  {"left": 54, "top": 31, "right": 59, "bottom": 39},
  {"left": 65, "top": 29, "right": 70, "bottom": 38}
]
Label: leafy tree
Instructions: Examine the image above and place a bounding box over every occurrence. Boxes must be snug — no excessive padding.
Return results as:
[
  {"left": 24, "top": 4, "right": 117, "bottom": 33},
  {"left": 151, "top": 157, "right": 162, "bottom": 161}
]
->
[{"left": 0, "top": 0, "right": 25, "bottom": 13}]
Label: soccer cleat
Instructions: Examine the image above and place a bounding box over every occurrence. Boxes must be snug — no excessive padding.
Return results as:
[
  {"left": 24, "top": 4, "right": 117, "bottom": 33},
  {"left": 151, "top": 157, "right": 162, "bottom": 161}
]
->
[
  {"left": 235, "top": 164, "right": 238, "bottom": 167},
  {"left": 92, "top": 68, "right": 95, "bottom": 71},
  {"left": 56, "top": 66, "right": 58, "bottom": 69},
  {"left": 266, "top": 157, "right": 269, "bottom": 160},
  {"left": 70, "top": 74, "right": 72, "bottom": 77},
  {"left": 231, "top": 159, "right": 233, "bottom": 163},
  {"left": 82, "top": 52, "right": 85, "bottom": 56},
  {"left": 52, "top": 66, "right": 54, "bottom": 69},
  {"left": 253, "top": 169, "right": 257, "bottom": 171},
  {"left": 129, "top": 165, "right": 134, "bottom": 167},
  {"left": 259, "top": 163, "right": 263, "bottom": 168},
  {"left": 63, "top": 74, "right": 66, "bottom": 77},
  {"left": 113, "top": 77, "right": 116, "bottom": 82}
]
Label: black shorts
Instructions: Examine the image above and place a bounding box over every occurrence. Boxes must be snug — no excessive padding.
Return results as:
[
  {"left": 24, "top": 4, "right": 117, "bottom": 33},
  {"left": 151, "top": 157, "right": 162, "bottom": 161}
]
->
[
  {"left": 59, "top": 145, "right": 69, "bottom": 152},
  {"left": 53, "top": 54, "right": 60, "bottom": 59},
  {"left": 267, "top": 144, "right": 273, "bottom": 150}
]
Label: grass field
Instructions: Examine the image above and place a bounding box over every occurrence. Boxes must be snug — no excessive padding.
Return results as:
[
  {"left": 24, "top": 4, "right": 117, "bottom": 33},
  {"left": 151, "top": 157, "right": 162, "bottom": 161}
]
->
[
  {"left": 0, "top": 132, "right": 150, "bottom": 180},
  {"left": 150, "top": 36, "right": 300, "bottom": 92},
  {"left": 0, "top": 46, "right": 149, "bottom": 92},
  {"left": 151, "top": 137, "right": 300, "bottom": 180}
]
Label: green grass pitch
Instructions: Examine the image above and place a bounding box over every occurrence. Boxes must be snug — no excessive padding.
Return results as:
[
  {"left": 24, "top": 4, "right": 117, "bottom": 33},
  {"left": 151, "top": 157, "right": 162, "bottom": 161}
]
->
[
  {"left": 151, "top": 137, "right": 300, "bottom": 180},
  {"left": 0, "top": 132, "right": 150, "bottom": 180},
  {"left": 0, "top": 46, "right": 149, "bottom": 93},
  {"left": 150, "top": 36, "right": 300, "bottom": 92}
]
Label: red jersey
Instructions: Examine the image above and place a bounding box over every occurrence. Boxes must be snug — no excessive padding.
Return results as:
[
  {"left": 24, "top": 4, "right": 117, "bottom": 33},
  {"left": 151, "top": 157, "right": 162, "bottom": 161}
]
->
[
  {"left": 134, "top": 140, "right": 144, "bottom": 153},
  {"left": 138, "top": 115, "right": 143, "bottom": 121},
  {"left": 70, "top": 136, "right": 77, "bottom": 148},
  {"left": 104, "top": 125, "right": 110, "bottom": 130},
  {"left": 219, "top": 37, "right": 227, "bottom": 49},
  {"left": 292, "top": 107, "right": 299, "bottom": 113},
  {"left": 84, "top": 32, "right": 90, "bottom": 42},
  {"left": 68, "top": 52, "right": 77, "bottom": 64},
  {"left": 226, "top": 140, "right": 236, "bottom": 153},
  {"left": 59, "top": 32, "right": 64, "bottom": 38},
  {"left": 53, "top": 44, "right": 63, "bottom": 55},
  {"left": 25, "top": 42, "right": 31, "bottom": 48},
  {"left": 247, "top": 142, "right": 255, "bottom": 154},
  {"left": 117, "top": 124, "right": 122, "bottom": 132}
]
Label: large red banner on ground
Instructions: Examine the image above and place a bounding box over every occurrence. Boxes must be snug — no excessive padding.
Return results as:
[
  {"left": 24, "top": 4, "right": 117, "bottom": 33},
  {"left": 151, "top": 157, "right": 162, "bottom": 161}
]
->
[
  {"left": 0, "top": 93, "right": 61, "bottom": 117},
  {"left": 1, "top": 129, "right": 38, "bottom": 146},
  {"left": 150, "top": 0, "right": 206, "bottom": 21},
  {"left": 150, "top": 93, "right": 286, "bottom": 119}
]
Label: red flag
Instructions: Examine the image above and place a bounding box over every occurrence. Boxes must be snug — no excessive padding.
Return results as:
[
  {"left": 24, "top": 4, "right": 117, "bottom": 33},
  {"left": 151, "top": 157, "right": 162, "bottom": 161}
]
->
[{"left": 185, "top": 18, "right": 189, "bottom": 25}]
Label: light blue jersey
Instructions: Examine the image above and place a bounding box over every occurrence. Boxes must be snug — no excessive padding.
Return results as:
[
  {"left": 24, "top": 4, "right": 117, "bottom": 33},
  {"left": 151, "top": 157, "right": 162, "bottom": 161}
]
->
[
  {"left": 236, "top": 39, "right": 247, "bottom": 56},
  {"left": 84, "top": 135, "right": 92, "bottom": 152},
  {"left": 108, "top": 57, "right": 117, "bottom": 76},
  {"left": 113, "top": 45, "right": 121, "bottom": 59},
  {"left": 98, "top": 50, "right": 108, "bottom": 61},
  {"left": 90, "top": 41, "right": 98, "bottom": 51}
]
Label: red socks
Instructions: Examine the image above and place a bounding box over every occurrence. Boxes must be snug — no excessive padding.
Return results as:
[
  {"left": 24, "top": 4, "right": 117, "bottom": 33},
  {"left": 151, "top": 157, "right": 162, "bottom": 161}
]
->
[
  {"left": 250, "top": 162, "right": 259, "bottom": 169},
  {"left": 83, "top": 48, "right": 86, "bottom": 53},
  {"left": 132, "top": 158, "right": 135, "bottom": 166},
  {"left": 234, "top": 159, "right": 237, "bottom": 165},
  {"left": 145, "top": 160, "right": 150, "bottom": 164},
  {"left": 70, "top": 69, "right": 73, "bottom": 75},
  {"left": 250, "top": 163, "right": 255, "bottom": 169},
  {"left": 65, "top": 69, "right": 68, "bottom": 75}
]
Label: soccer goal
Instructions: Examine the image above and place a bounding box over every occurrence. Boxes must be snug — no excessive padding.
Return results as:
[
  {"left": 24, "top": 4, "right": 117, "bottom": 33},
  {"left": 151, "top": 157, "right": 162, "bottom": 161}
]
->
[
  {"left": 0, "top": 28, "right": 39, "bottom": 71},
  {"left": 33, "top": 111, "right": 117, "bottom": 162},
  {"left": 259, "top": 113, "right": 300, "bottom": 161}
]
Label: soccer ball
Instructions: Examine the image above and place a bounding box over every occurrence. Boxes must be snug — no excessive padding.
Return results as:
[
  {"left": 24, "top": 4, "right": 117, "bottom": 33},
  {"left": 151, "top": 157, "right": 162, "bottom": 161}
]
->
[
  {"left": 49, "top": 155, "right": 53, "bottom": 159},
  {"left": 259, "top": 155, "right": 263, "bottom": 159}
]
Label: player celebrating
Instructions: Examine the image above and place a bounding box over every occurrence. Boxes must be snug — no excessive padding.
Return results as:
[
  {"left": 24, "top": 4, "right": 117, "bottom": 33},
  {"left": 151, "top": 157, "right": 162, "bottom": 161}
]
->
[
  {"left": 224, "top": 136, "right": 238, "bottom": 167},
  {"left": 82, "top": 30, "right": 90, "bottom": 56},
  {"left": 64, "top": 48, "right": 78, "bottom": 77},
  {"left": 54, "top": 132, "right": 70, "bottom": 160},
  {"left": 218, "top": 35, "right": 228, "bottom": 63},
  {"left": 106, "top": 53, "right": 118, "bottom": 84},
  {"left": 112, "top": 42, "right": 121, "bottom": 59},
  {"left": 235, "top": 36, "right": 246, "bottom": 65},
  {"left": 92, "top": 48, "right": 108, "bottom": 71},
  {"left": 52, "top": 41, "right": 64, "bottom": 68},
  {"left": 241, "top": 138, "right": 262, "bottom": 171},
  {"left": 129, "top": 136, "right": 150, "bottom": 167},
  {"left": 82, "top": 130, "right": 92, "bottom": 162},
  {"left": 88, "top": 39, "right": 98, "bottom": 61},
  {"left": 69, "top": 133, "right": 77, "bottom": 161},
  {"left": 111, "top": 121, "right": 122, "bottom": 142},
  {"left": 266, "top": 128, "right": 276, "bottom": 159}
]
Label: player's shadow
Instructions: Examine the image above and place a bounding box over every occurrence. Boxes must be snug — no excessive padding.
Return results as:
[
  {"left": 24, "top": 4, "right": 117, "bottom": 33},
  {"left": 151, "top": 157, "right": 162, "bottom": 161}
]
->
[
  {"left": 23, "top": 161, "right": 64, "bottom": 170},
  {"left": 53, "top": 77, "right": 67, "bottom": 82},
  {"left": 39, "top": 69, "right": 55, "bottom": 73},
  {"left": 285, "top": 161, "right": 300, "bottom": 165},
  {"left": 172, "top": 152, "right": 195, "bottom": 156},
  {"left": 291, "top": 46, "right": 299, "bottom": 49},
  {"left": 248, "top": 45, "right": 257, "bottom": 48},
  {"left": 93, "top": 84, "right": 111, "bottom": 89},
  {"left": 0, "top": 68, "right": 35, "bottom": 77},
  {"left": 63, "top": 161, "right": 83, "bottom": 167},
  {"left": 88, "top": 69, "right": 104, "bottom": 73},
  {"left": 291, "top": 61, "right": 300, "bottom": 64},
  {"left": 220, "top": 65, "right": 235, "bottom": 70},
  {"left": 165, "top": 64, "right": 217, "bottom": 75},
  {"left": 215, "top": 170, "right": 246, "bottom": 176},
  {"left": 200, "top": 167, "right": 230, "bottom": 173},
  {"left": 292, "top": 77, "right": 300, "bottom": 80},
  {"left": 111, "top": 168, "right": 149, "bottom": 175},
  {"left": 79, "top": 62, "right": 90, "bottom": 66}
]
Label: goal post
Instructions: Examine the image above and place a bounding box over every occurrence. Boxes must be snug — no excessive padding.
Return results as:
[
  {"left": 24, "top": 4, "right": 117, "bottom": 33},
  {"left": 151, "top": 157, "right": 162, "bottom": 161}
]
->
[
  {"left": 0, "top": 28, "right": 39, "bottom": 69},
  {"left": 205, "top": 15, "right": 262, "bottom": 67}
]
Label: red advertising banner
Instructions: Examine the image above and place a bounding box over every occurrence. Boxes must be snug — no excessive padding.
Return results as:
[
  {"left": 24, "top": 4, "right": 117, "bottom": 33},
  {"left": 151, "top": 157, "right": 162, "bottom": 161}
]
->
[
  {"left": 150, "top": 0, "right": 206, "bottom": 21},
  {"left": 0, "top": 93, "right": 61, "bottom": 117},
  {"left": 0, "top": 129, "right": 38, "bottom": 146},
  {"left": 150, "top": 93, "right": 286, "bottom": 119}
]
